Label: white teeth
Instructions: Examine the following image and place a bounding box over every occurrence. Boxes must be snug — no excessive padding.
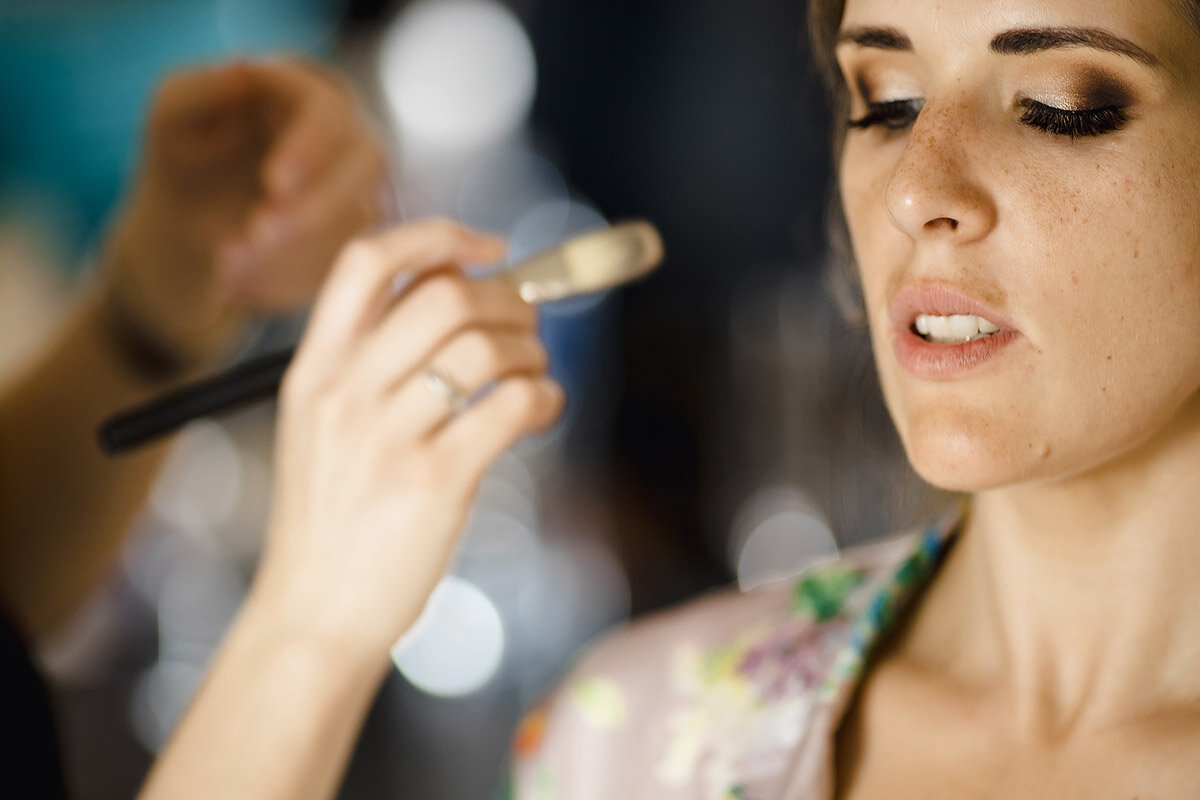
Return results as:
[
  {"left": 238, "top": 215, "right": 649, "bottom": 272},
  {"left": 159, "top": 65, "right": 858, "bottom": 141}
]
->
[
  {"left": 926, "top": 315, "right": 952, "bottom": 340},
  {"left": 977, "top": 318, "right": 1000, "bottom": 334},
  {"left": 946, "top": 315, "right": 977, "bottom": 340},
  {"left": 913, "top": 313, "right": 1001, "bottom": 343}
]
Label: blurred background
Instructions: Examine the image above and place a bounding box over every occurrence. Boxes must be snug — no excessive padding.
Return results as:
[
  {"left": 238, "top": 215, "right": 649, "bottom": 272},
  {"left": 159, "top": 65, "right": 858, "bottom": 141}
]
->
[{"left": 0, "top": 0, "right": 942, "bottom": 797}]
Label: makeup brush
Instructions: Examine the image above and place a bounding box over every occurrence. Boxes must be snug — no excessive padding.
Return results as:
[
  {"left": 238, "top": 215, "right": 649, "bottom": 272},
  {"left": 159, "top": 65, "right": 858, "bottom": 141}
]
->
[{"left": 98, "top": 220, "right": 664, "bottom": 454}]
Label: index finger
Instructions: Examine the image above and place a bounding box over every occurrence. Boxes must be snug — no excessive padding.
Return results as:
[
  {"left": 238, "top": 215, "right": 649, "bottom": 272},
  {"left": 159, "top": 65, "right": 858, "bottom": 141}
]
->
[{"left": 301, "top": 218, "right": 508, "bottom": 360}]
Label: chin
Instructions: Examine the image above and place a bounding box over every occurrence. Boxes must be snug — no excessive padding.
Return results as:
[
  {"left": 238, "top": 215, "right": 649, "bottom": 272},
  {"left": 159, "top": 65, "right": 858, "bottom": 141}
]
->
[{"left": 896, "top": 405, "right": 1056, "bottom": 493}]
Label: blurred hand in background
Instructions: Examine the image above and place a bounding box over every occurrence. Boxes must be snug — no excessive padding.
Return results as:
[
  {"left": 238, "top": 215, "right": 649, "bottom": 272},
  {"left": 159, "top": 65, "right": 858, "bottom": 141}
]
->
[
  {"left": 104, "top": 57, "right": 388, "bottom": 371},
  {"left": 0, "top": 56, "right": 389, "bottom": 640}
]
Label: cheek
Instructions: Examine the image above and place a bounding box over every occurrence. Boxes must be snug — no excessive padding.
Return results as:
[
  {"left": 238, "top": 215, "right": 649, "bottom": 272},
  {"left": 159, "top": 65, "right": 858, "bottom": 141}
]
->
[
  {"left": 1019, "top": 146, "right": 1200, "bottom": 372},
  {"left": 839, "top": 144, "right": 898, "bottom": 299},
  {"left": 964, "top": 154, "right": 1200, "bottom": 485}
]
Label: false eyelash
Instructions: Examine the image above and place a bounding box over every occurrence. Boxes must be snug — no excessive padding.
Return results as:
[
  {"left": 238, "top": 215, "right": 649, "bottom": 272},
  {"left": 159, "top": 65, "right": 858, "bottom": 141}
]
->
[
  {"left": 848, "top": 98, "right": 924, "bottom": 131},
  {"left": 1017, "top": 99, "right": 1129, "bottom": 139}
]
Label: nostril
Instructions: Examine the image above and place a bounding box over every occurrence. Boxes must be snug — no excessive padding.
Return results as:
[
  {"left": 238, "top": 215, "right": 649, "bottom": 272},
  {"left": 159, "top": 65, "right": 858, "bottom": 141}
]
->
[{"left": 924, "top": 217, "right": 960, "bottom": 232}]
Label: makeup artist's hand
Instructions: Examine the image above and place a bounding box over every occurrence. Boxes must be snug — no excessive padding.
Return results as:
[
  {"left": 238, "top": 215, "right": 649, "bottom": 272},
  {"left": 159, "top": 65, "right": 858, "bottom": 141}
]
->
[
  {"left": 247, "top": 218, "right": 564, "bottom": 657},
  {"left": 102, "top": 58, "right": 388, "bottom": 371}
]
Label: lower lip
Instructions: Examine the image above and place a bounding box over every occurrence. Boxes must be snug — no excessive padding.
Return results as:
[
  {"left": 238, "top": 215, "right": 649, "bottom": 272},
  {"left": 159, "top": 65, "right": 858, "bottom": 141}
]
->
[{"left": 892, "top": 327, "right": 1019, "bottom": 379}]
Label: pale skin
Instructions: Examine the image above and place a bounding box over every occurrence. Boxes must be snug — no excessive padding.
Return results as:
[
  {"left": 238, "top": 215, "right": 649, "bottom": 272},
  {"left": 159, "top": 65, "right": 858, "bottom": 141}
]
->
[{"left": 831, "top": 0, "right": 1200, "bottom": 796}]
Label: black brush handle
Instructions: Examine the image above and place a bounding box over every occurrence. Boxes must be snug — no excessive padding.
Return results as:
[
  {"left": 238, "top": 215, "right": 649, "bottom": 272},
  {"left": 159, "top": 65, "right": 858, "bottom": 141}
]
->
[
  {"left": 98, "top": 348, "right": 295, "bottom": 454},
  {"left": 98, "top": 221, "right": 665, "bottom": 454}
]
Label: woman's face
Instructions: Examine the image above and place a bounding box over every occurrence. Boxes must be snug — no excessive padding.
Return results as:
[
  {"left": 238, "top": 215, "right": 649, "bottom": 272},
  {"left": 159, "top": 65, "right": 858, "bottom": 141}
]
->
[{"left": 837, "top": 0, "right": 1200, "bottom": 492}]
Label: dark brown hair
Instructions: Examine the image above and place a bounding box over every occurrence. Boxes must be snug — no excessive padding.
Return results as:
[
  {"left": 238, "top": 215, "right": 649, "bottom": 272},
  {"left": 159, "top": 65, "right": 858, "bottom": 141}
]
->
[
  {"left": 807, "top": 0, "right": 846, "bottom": 105},
  {"left": 807, "top": 0, "right": 858, "bottom": 321}
]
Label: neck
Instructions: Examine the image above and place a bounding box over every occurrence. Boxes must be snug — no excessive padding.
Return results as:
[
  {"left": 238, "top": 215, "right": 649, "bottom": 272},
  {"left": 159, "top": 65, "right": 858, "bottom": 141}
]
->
[{"left": 909, "top": 396, "right": 1200, "bottom": 738}]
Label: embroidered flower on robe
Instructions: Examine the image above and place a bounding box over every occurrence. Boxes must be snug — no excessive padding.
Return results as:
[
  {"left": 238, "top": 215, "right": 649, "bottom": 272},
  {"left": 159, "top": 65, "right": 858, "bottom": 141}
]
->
[{"left": 655, "top": 564, "right": 869, "bottom": 798}]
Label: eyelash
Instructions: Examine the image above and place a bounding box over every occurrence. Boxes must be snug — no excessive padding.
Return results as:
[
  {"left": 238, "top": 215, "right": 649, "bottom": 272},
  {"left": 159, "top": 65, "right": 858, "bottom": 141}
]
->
[
  {"left": 847, "top": 98, "right": 1130, "bottom": 139},
  {"left": 1016, "top": 99, "right": 1129, "bottom": 139},
  {"left": 848, "top": 99, "right": 924, "bottom": 130}
]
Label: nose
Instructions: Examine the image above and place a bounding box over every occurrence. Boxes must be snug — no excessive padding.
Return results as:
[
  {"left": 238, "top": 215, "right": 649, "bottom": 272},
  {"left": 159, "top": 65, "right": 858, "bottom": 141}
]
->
[{"left": 883, "top": 99, "right": 997, "bottom": 242}]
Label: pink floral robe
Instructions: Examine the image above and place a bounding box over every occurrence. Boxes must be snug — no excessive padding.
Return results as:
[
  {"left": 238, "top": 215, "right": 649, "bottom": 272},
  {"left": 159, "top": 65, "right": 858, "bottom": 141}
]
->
[{"left": 504, "top": 511, "right": 959, "bottom": 800}]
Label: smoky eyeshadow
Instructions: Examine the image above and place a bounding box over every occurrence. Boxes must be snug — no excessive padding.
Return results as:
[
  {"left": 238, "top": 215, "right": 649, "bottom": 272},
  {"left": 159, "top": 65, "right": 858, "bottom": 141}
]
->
[
  {"left": 1071, "top": 69, "right": 1134, "bottom": 109},
  {"left": 854, "top": 73, "right": 873, "bottom": 103}
]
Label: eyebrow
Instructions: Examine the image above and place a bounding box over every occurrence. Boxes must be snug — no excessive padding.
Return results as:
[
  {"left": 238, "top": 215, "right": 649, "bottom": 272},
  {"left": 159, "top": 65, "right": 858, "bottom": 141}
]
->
[
  {"left": 990, "top": 28, "right": 1158, "bottom": 67},
  {"left": 836, "top": 26, "right": 912, "bottom": 51},
  {"left": 836, "top": 25, "right": 1158, "bottom": 68}
]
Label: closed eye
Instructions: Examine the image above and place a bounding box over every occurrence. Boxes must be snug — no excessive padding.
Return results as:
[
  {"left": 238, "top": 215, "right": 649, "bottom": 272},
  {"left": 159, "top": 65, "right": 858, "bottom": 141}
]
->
[
  {"left": 1017, "top": 99, "right": 1129, "bottom": 139},
  {"left": 848, "top": 98, "right": 925, "bottom": 131}
]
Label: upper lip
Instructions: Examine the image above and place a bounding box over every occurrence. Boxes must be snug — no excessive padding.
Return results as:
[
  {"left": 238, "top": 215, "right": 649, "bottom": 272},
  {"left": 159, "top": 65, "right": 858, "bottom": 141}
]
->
[{"left": 888, "top": 282, "right": 1017, "bottom": 336}]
